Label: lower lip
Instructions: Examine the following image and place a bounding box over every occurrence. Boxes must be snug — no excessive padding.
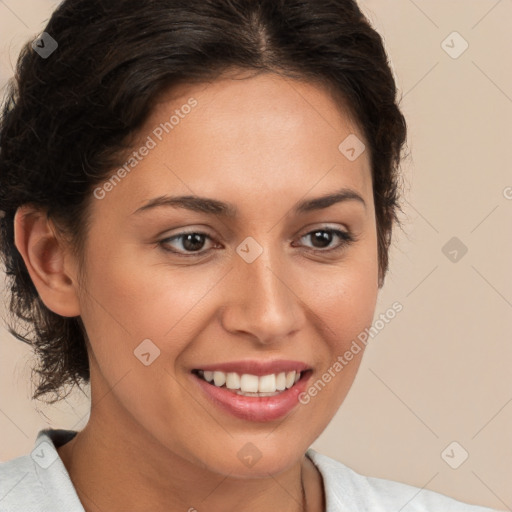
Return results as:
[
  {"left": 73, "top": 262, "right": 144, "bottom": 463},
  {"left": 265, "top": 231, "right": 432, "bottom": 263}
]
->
[{"left": 191, "top": 371, "right": 312, "bottom": 422}]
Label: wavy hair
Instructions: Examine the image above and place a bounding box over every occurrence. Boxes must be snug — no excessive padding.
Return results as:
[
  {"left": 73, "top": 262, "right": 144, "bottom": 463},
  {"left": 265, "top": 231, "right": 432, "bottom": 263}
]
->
[{"left": 0, "top": 0, "right": 407, "bottom": 403}]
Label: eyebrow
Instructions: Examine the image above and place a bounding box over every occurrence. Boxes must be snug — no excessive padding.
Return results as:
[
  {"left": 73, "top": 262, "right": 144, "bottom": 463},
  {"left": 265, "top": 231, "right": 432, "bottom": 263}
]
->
[{"left": 131, "top": 187, "right": 366, "bottom": 217}]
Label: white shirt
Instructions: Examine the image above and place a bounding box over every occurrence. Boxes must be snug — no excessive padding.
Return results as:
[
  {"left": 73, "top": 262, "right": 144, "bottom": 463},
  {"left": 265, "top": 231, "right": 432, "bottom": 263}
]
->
[{"left": 0, "top": 429, "right": 500, "bottom": 511}]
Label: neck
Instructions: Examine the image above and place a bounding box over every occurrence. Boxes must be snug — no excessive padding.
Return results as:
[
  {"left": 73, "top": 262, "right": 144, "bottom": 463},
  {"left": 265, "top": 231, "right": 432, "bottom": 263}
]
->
[{"left": 57, "top": 409, "right": 323, "bottom": 512}]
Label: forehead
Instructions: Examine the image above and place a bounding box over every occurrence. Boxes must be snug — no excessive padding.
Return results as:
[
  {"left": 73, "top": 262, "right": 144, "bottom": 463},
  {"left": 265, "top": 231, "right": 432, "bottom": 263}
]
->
[{"left": 94, "top": 71, "right": 373, "bottom": 219}]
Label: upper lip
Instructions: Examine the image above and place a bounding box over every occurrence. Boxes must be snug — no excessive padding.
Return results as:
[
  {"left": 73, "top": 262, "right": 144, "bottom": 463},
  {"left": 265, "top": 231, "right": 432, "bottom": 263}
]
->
[{"left": 194, "top": 359, "right": 311, "bottom": 376}]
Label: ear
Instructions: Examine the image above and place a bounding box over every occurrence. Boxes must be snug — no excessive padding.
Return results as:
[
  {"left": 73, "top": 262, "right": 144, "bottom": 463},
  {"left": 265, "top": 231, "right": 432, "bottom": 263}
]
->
[{"left": 13, "top": 205, "right": 81, "bottom": 317}]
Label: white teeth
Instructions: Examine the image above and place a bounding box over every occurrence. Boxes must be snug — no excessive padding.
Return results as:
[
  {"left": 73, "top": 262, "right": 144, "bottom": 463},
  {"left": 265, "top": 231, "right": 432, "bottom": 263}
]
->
[
  {"left": 276, "top": 372, "right": 286, "bottom": 391},
  {"left": 285, "top": 371, "right": 296, "bottom": 388},
  {"left": 240, "top": 374, "right": 259, "bottom": 393},
  {"left": 258, "top": 374, "right": 276, "bottom": 393},
  {"left": 198, "top": 370, "right": 303, "bottom": 394},
  {"left": 226, "top": 372, "right": 240, "bottom": 390},
  {"left": 213, "top": 371, "right": 226, "bottom": 387}
]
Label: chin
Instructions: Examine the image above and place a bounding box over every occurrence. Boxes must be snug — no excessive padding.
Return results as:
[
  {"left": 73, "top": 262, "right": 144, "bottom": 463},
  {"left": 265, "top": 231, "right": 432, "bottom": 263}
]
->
[{"left": 194, "top": 437, "right": 307, "bottom": 479}]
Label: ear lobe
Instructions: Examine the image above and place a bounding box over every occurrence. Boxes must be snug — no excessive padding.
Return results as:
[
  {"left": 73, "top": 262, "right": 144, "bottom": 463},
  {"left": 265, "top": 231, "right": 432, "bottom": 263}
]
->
[{"left": 13, "top": 205, "right": 81, "bottom": 318}]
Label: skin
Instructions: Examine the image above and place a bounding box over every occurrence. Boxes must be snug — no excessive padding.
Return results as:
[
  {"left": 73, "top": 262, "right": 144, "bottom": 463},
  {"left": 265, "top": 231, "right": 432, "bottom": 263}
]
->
[{"left": 14, "top": 70, "right": 380, "bottom": 512}]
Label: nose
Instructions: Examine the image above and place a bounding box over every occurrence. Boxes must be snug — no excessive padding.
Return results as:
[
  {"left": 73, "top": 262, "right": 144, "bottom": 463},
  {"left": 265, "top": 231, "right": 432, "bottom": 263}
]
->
[{"left": 219, "top": 245, "right": 305, "bottom": 345}]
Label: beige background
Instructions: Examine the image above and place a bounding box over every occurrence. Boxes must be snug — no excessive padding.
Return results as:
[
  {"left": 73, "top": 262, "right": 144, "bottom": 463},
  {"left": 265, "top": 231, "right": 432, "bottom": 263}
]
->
[{"left": 0, "top": 0, "right": 511, "bottom": 510}]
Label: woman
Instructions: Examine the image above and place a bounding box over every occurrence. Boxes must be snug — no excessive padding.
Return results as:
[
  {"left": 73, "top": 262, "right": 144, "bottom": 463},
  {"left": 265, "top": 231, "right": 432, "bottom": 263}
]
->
[{"left": 0, "top": 0, "right": 501, "bottom": 511}]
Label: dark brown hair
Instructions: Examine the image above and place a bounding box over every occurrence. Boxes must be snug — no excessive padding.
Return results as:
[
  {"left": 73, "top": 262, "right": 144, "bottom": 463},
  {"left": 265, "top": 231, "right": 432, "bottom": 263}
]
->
[{"left": 0, "top": 0, "right": 407, "bottom": 403}]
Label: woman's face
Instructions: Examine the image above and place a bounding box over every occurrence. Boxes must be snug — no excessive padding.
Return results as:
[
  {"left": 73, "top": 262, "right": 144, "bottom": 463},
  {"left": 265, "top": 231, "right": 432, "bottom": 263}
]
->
[{"left": 75, "top": 71, "right": 379, "bottom": 477}]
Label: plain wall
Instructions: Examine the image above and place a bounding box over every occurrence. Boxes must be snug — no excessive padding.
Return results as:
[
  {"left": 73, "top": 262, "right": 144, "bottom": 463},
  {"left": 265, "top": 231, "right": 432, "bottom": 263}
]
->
[{"left": 0, "top": 1, "right": 511, "bottom": 510}]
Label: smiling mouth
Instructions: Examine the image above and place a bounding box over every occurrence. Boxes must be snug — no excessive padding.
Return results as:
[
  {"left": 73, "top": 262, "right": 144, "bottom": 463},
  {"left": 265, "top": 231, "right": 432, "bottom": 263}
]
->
[{"left": 192, "top": 369, "right": 310, "bottom": 397}]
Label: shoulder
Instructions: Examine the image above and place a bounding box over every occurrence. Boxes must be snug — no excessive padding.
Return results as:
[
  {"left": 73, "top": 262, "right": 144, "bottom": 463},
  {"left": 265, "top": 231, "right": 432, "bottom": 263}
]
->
[
  {"left": 306, "top": 449, "right": 500, "bottom": 512},
  {"left": 0, "top": 429, "right": 83, "bottom": 512},
  {"left": 0, "top": 451, "right": 44, "bottom": 511}
]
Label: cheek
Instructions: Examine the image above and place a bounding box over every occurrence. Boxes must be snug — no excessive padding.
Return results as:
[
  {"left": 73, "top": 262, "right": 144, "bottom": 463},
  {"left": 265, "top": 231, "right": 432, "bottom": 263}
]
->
[
  {"left": 305, "top": 248, "right": 379, "bottom": 349},
  {"left": 306, "top": 274, "right": 377, "bottom": 399},
  {"left": 78, "top": 249, "right": 234, "bottom": 383},
  {"left": 81, "top": 231, "right": 379, "bottom": 366},
  {"left": 292, "top": 253, "right": 379, "bottom": 439},
  {"left": 80, "top": 240, "right": 203, "bottom": 334}
]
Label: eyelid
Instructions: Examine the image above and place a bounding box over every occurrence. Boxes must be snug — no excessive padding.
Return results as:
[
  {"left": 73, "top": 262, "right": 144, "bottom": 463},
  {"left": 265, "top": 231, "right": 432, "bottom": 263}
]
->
[{"left": 296, "top": 223, "right": 350, "bottom": 239}]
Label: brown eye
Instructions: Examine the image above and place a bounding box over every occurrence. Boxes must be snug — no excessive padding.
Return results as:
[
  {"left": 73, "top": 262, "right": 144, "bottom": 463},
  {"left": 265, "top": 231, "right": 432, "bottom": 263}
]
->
[
  {"left": 160, "top": 232, "right": 213, "bottom": 255},
  {"left": 297, "top": 228, "right": 354, "bottom": 252}
]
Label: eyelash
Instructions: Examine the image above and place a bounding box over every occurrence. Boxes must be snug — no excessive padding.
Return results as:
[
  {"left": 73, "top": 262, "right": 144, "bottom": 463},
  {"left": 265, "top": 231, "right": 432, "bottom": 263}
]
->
[{"left": 159, "top": 227, "right": 355, "bottom": 257}]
